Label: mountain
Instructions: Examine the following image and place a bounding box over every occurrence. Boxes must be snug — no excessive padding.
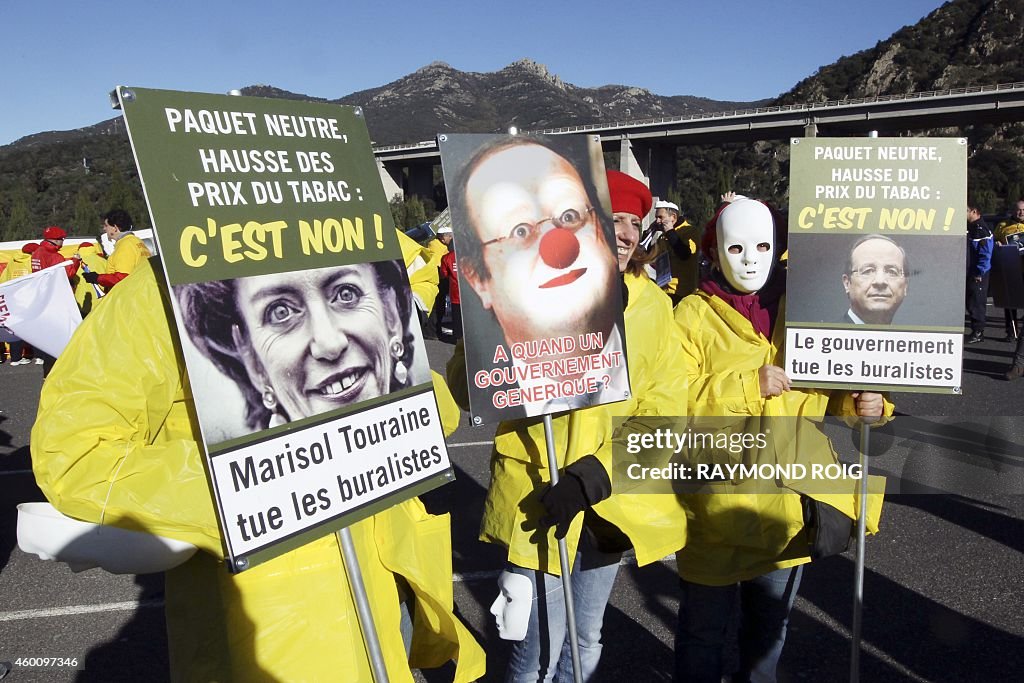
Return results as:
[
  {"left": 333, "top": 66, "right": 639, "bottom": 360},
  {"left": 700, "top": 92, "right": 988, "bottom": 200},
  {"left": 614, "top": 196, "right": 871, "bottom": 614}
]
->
[
  {"left": 320, "top": 59, "right": 761, "bottom": 146},
  {"left": 3, "top": 0, "right": 1024, "bottom": 241},
  {"left": 0, "top": 60, "right": 761, "bottom": 241}
]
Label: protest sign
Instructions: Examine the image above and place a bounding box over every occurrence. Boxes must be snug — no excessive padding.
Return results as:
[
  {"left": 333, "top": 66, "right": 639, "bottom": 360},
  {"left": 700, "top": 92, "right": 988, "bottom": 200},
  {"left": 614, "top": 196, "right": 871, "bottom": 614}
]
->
[
  {"left": 0, "top": 263, "right": 82, "bottom": 357},
  {"left": 785, "top": 137, "right": 967, "bottom": 393},
  {"left": 438, "top": 134, "right": 630, "bottom": 424},
  {"left": 117, "top": 86, "right": 453, "bottom": 570}
]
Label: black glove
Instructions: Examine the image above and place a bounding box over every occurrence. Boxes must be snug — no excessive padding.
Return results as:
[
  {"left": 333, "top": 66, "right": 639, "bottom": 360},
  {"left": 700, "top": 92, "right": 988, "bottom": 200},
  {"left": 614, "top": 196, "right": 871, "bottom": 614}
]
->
[
  {"left": 538, "top": 455, "right": 612, "bottom": 539},
  {"left": 82, "top": 271, "right": 100, "bottom": 285}
]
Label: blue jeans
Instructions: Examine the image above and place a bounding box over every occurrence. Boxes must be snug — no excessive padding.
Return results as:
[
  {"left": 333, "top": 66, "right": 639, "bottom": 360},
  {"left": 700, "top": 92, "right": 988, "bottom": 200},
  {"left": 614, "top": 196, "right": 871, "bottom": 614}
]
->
[
  {"left": 674, "top": 565, "right": 804, "bottom": 683},
  {"left": 505, "top": 534, "right": 622, "bottom": 682}
]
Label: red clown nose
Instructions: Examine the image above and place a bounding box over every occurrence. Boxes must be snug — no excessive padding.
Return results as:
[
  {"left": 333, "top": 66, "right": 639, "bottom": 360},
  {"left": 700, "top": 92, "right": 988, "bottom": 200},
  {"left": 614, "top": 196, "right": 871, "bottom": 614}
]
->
[{"left": 538, "top": 228, "right": 580, "bottom": 270}]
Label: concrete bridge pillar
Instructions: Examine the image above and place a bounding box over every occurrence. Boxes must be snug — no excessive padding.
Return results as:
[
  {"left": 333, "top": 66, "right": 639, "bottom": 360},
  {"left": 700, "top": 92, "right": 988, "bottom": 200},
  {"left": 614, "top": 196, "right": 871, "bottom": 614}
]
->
[
  {"left": 619, "top": 138, "right": 649, "bottom": 184},
  {"left": 378, "top": 161, "right": 403, "bottom": 202},
  {"left": 618, "top": 138, "right": 677, "bottom": 199}
]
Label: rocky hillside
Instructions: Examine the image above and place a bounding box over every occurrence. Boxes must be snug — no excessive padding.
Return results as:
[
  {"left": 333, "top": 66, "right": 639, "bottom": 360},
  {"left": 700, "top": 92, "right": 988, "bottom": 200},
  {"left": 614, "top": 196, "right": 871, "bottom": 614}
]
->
[
  {"left": 325, "top": 59, "right": 758, "bottom": 145},
  {"left": 759, "top": 0, "right": 1024, "bottom": 215},
  {"left": 781, "top": 0, "right": 1024, "bottom": 103}
]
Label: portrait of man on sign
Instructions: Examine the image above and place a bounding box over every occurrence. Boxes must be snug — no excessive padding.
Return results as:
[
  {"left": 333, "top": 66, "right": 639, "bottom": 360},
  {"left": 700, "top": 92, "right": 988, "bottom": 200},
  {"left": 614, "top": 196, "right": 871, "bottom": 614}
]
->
[
  {"left": 441, "top": 134, "right": 629, "bottom": 421},
  {"left": 841, "top": 234, "right": 909, "bottom": 325}
]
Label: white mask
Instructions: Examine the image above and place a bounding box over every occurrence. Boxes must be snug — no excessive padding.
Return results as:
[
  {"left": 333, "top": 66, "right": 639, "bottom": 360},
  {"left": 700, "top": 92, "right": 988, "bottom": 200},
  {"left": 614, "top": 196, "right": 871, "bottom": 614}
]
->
[
  {"left": 716, "top": 199, "right": 775, "bottom": 293},
  {"left": 489, "top": 571, "right": 533, "bottom": 641}
]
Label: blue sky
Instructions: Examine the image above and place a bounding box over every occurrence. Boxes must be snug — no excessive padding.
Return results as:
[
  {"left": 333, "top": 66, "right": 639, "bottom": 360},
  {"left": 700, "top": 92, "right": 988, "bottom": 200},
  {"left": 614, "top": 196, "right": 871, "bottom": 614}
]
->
[{"left": 1, "top": 0, "right": 948, "bottom": 146}]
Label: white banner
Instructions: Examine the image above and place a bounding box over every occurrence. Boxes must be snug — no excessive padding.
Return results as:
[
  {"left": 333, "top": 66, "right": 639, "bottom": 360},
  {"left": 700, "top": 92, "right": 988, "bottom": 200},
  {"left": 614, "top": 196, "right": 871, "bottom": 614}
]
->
[
  {"left": 785, "top": 326, "right": 962, "bottom": 391},
  {"left": 208, "top": 390, "right": 452, "bottom": 558},
  {"left": 0, "top": 262, "right": 82, "bottom": 358}
]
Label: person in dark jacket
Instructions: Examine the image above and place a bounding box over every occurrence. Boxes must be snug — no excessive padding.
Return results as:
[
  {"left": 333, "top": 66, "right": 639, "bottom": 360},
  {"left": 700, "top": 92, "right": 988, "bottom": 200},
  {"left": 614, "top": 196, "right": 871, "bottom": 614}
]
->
[{"left": 965, "top": 204, "right": 994, "bottom": 344}]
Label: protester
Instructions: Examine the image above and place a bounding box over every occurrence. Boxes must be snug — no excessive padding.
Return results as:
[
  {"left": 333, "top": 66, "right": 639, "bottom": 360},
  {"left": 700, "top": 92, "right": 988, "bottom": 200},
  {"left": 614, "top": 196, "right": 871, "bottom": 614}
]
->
[
  {"left": 425, "top": 226, "right": 454, "bottom": 339},
  {"left": 0, "top": 243, "right": 37, "bottom": 365},
  {"left": 995, "top": 200, "right": 1024, "bottom": 341},
  {"left": 30, "top": 226, "right": 81, "bottom": 281},
  {"left": 438, "top": 227, "right": 463, "bottom": 341},
  {"left": 643, "top": 199, "right": 699, "bottom": 303},
  {"left": 30, "top": 257, "right": 485, "bottom": 682},
  {"left": 80, "top": 210, "right": 151, "bottom": 290},
  {"left": 73, "top": 242, "right": 105, "bottom": 316},
  {"left": 965, "top": 203, "right": 994, "bottom": 344},
  {"left": 396, "top": 228, "right": 443, "bottom": 336},
  {"left": 672, "top": 198, "right": 888, "bottom": 682},
  {"left": 448, "top": 170, "right": 689, "bottom": 681}
]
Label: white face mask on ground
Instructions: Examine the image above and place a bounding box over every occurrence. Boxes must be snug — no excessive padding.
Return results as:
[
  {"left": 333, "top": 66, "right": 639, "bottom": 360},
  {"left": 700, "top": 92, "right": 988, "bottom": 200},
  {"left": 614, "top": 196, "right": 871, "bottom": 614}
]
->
[
  {"left": 716, "top": 199, "right": 775, "bottom": 293},
  {"left": 489, "top": 570, "right": 533, "bottom": 641}
]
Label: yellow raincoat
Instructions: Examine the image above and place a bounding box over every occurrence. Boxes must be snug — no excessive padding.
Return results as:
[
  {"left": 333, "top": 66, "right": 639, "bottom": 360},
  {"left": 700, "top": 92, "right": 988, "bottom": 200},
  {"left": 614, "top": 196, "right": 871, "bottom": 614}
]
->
[
  {"left": 398, "top": 229, "right": 442, "bottom": 316},
  {"left": 106, "top": 233, "right": 151, "bottom": 277},
  {"left": 452, "top": 273, "right": 690, "bottom": 574},
  {"left": 76, "top": 242, "right": 108, "bottom": 276},
  {"left": 31, "top": 259, "right": 485, "bottom": 682},
  {"left": 68, "top": 243, "right": 105, "bottom": 315},
  {"left": 673, "top": 290, "right": 888, "bottom": 586},
  {"left": 426, "top": 237, "right": 449, "bottom": 262},
  {"left": 0, "top": 251, "right": 32, "bottom": 283}
]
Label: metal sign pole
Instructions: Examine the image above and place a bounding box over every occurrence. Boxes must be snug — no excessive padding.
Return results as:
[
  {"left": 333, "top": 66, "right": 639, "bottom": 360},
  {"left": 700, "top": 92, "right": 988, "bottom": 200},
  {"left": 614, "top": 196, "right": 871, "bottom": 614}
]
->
[
  {"left": 338, "top": 527, "right": 390, "bottom": 683},
  {"left": 850, "top": 422, "right": 871, "bottom": 683},
  {"left": 543, "top": 413, "right": 583, "bottom": 683}
]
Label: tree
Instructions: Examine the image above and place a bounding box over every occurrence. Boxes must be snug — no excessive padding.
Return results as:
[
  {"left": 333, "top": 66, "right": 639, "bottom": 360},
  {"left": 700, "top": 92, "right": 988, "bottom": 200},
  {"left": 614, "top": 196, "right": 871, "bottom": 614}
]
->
[
  {"left": 73, "top": 188, "right": 97, "bottom": 237},
  {"left": 389, "top": 194, "right": 428, "bottom": 230},
  {"left": 102, "top": 170, "right": 140, "bottom": 224},
  {"left": 7, "top": 190, "right": 32, "bottom": 241}
]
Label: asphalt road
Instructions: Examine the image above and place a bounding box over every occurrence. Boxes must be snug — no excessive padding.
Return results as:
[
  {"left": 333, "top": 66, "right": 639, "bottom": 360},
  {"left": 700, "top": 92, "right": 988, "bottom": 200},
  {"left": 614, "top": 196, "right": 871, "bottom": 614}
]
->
[{"left": 1, "top": 310, "right": 1022, "bottom": 682}]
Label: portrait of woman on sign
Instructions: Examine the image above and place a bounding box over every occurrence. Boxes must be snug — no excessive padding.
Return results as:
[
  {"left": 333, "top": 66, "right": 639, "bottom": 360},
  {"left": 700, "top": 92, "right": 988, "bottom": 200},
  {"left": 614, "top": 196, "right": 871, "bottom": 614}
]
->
[{"left": 176, "top": 259, "right": 430, "bottom": 442}]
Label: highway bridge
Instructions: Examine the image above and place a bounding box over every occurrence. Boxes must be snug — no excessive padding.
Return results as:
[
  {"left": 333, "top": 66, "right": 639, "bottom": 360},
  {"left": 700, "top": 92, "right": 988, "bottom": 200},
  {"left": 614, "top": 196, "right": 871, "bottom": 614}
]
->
[{"left": 373, "top": 81, "right": 1024, "bottom": 201}]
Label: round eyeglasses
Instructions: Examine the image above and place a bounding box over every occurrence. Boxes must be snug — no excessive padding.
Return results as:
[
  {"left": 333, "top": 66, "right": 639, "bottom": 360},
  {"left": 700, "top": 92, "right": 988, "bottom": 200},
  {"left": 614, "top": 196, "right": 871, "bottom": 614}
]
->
[{"left": 481, "top": 206, "right": 595, "bottom": 249}]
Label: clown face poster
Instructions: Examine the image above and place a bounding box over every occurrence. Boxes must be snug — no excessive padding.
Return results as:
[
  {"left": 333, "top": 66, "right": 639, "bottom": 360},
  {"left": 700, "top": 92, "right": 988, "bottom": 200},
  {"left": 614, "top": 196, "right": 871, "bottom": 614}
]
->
[{"left": 439, "top": 134, "right": 630, "bottom": 424}]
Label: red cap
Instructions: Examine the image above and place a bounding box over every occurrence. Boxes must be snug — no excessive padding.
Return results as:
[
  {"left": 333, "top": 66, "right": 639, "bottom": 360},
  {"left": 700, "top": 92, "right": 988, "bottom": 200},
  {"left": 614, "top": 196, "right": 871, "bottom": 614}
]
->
[
  {"left": 606, "top": 171, "right": 652, "bottom": 219},
  {"left": 21, "top": 242, "right": 39, "bottom": 254},
  {"left": 42, "top": 226, "right": 67, "bottom": 241},
  {"left": 77, "top": 242, "right": 97, "bottom": 251}
]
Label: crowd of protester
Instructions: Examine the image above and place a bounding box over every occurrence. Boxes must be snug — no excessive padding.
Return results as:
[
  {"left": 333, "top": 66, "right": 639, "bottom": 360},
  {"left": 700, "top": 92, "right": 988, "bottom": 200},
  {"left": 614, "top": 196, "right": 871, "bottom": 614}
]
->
[{"left": 18, "top": 170, "right": 1022, "bottom": 682}]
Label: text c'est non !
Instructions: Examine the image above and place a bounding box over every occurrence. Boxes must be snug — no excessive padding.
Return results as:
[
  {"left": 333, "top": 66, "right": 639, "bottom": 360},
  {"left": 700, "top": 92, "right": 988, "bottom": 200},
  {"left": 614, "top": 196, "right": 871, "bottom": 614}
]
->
[{"left": 179, "top": 218, "right": 287, "bottom": 267}]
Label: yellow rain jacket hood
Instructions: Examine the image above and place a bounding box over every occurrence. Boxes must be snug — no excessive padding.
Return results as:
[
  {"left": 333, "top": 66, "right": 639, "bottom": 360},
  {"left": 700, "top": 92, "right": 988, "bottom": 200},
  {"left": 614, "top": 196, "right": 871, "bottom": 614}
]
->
[
  {"left": 673, "top": 290, "right": 888, "bottom": 586},
  {"left": 31, "top": 259, "right": 484, "bottom": 682}
]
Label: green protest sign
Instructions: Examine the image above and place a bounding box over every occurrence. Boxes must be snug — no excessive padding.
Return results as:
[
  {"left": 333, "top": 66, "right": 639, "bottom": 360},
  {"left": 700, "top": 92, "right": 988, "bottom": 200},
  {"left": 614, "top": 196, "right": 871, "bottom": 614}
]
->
[
  {"left": 785, "top": 137, "right": 967, "bottom": 394},
  {"left": 117, "top": 87, "right": 452, "bottom": 571}
]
